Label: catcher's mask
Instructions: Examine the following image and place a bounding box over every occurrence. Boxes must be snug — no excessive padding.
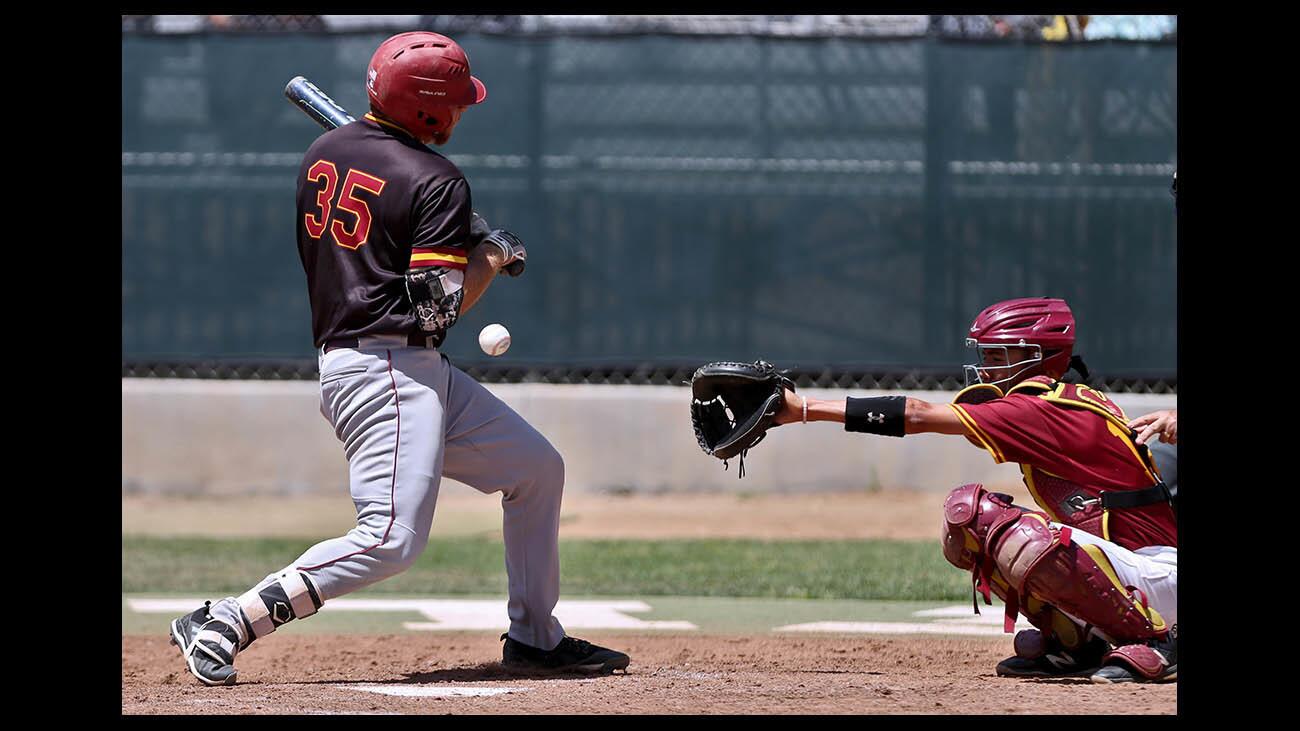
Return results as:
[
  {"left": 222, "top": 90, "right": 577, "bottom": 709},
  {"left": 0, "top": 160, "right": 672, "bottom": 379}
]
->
[{"left": 963, "top": 297, "right": 1075, "bottom": 389}]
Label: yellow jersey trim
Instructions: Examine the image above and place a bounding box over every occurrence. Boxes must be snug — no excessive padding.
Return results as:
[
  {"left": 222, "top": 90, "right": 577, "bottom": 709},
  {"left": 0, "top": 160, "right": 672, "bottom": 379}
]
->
[
  {"left": 364, "top": 112, "right": 415, "bottom": 137},
  {"left": 950, "top": 405, "right": 1005, "bottom": 463},
  {"left": 1041, "top": 383, "right": 1131, "bottom": 432},
  {"left": 411, "top": 252, "right": 469, "bottom": 265},
  {"left": 1105, "top": 419, "right": 1162, "bottom": 485}
]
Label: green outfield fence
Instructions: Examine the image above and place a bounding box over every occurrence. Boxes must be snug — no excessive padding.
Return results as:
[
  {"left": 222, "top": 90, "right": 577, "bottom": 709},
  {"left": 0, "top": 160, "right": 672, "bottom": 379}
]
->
[{"left": 122, "top": 16, "right": 1176, "bottom": 388}]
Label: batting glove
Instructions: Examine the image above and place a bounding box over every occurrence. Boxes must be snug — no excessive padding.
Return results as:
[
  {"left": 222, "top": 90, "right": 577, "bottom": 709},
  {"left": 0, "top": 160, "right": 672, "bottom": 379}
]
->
[{"left": 483, "top": 228, "right": 527, "bottom": 277}]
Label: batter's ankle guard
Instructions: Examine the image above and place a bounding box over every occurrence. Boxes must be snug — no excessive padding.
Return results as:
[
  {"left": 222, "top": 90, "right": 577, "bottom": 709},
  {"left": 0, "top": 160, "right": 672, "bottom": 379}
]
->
[{"left": 235, "top": 571, "right": 323, "bottom": 648}]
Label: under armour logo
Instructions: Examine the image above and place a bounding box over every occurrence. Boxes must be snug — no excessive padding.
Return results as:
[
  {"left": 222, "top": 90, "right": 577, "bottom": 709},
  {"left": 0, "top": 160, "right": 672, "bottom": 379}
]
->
[{"left": 867, "top": 413, "right": 885, "bottom": 423}]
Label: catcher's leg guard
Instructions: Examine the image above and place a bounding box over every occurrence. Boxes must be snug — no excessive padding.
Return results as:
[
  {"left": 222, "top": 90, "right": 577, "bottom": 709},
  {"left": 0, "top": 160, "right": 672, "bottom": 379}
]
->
[
  {"left": 231, "top": 569, "right": 324, "bottom": 648},
  {"left": 943, "top": 484, "right": 1168, "bottom": 648},
  {"left": 1016, "top": 537, "right": 1168, "bottom": 646}
]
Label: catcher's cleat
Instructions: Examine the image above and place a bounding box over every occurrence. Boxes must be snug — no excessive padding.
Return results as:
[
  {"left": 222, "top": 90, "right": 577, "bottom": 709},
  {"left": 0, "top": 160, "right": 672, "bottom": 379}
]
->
[
  {"left": 995, "top": 631, "right": 1110, "bottom": 678},
  {"left": 169, "top": 601, "right": 241, "bottom": 686},
  {"left": 501, "top": 633, "right": 630, "bottom": 674},
  {"left": 1090, "top": 629, "right": 1177, "bottom": 684}
]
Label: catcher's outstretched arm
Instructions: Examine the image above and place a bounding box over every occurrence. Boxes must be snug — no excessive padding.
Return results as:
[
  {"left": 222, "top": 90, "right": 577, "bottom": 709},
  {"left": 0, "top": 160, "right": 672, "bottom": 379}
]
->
[{"left": 773, "top": 390, "right": 970, "bottom": 436}]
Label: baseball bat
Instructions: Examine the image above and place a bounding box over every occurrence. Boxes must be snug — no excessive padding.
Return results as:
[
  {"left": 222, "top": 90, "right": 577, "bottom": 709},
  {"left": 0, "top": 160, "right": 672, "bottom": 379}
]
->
[{"left": 284, "top": 75, "right": 355, "bottom": 131}]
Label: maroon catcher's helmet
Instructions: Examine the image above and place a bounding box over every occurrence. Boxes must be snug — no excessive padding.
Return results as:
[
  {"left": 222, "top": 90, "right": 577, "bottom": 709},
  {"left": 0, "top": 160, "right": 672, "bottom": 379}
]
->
[
  {"left": 366, "top": 32, "right": 487, "bottom": 145},
  {"left": 964, "top": 297, "right": 1076, "bottom": 388}
]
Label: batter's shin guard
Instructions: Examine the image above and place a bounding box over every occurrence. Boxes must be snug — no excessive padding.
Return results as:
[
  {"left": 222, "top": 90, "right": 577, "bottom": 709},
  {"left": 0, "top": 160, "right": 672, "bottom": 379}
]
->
[{"left": 234, "top": 570, "right": 324, "bottom": 649}]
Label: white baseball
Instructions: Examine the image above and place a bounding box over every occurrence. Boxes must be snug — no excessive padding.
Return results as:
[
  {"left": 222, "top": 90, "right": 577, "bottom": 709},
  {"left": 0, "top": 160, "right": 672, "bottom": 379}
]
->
[{"left": 478, "top": 323, "right": 511, "bottom": 356}]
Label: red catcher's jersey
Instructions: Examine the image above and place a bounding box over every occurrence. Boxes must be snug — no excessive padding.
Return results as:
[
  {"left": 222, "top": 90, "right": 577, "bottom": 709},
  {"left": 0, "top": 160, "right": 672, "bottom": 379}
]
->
[{"left": 949, "top": 377, "right": 1176, "bottom": 551}]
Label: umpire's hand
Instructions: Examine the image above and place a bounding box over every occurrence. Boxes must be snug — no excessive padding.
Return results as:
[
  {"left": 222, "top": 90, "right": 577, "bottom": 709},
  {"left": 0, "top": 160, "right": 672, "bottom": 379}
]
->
[{"left": 1128, "top": 409, "right": 1177, "bottom": 445}]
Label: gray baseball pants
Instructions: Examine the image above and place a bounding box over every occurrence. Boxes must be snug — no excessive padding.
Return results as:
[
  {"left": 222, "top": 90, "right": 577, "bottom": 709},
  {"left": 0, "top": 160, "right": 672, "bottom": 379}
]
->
[{"left": 209, "top": 334, "right": 567, "bottom": 651}]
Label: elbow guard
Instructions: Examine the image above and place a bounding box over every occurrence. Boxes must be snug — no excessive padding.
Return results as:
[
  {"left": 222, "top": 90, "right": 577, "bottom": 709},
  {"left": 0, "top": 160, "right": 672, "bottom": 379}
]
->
[{"left": 405, "top": 266, "right": 464, "bottom": 344}]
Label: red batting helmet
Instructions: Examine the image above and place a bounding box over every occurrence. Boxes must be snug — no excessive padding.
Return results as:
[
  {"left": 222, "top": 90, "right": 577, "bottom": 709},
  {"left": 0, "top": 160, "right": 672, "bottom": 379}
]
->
[
  {"left": 963, "top": 297, "right": 1076, "bottom": 388},
  {"left": 366, "top": 32, "right": 487, "bottom": 144}
]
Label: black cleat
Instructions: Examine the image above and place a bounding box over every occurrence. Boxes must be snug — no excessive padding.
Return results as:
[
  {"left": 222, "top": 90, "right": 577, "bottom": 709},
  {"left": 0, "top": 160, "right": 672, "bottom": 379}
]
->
[
  {"left": 996, "top": 632, "right": 1110, "bottom": 679},
  {"left": 501, "top": 633, "right": 630, "bottom": 674},
  {"left": 169, "top": 601, "right": 241, "bottom": 687}
]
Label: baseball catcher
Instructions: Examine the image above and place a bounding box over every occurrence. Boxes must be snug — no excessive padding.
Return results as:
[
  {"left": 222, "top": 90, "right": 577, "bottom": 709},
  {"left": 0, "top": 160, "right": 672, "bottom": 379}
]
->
[{"left": 696, "top": 298, "right": 1177, "bottom": 683}]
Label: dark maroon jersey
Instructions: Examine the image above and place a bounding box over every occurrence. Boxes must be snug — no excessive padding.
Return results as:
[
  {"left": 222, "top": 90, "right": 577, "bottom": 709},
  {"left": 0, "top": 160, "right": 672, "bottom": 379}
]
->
[{"left": 295, "top": 114, "right": 473, "bottom": 347}]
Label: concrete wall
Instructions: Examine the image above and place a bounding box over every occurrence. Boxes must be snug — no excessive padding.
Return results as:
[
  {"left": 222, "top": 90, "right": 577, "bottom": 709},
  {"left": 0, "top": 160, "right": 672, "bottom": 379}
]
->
[{"left": 122, "top": 379, "right": 1177, "bottom": 496}]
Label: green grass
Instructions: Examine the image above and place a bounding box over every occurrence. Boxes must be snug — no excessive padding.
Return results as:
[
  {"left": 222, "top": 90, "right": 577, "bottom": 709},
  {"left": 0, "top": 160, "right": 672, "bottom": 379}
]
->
[{"left": 122, "top": 536, "right": 970, "bottom": 601}]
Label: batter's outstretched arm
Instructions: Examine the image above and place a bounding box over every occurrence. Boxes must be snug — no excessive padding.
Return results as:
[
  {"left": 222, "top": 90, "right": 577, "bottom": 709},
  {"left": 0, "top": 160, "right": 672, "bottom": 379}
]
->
[
  {"left": 773, "top": 390, "right": 969, "bottom": 436},
  {"left": 458, "top": 243, "right": 508, "bottom": 314}
]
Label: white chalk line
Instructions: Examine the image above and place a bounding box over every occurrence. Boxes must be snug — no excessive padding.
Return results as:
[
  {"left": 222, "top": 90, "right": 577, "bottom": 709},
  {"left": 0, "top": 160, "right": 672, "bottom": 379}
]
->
[
  {"left": 127, "top": 598, "right": 1028, "bottom": 636},
  {"left": 127, "top": 597, "right": 698, "bottom": 631},
  {"left": 775, "top": 604, "right": 1030, "bottom": 636},
  {"left": 348, "top": 685, "right": 529, "bottom": 698}
]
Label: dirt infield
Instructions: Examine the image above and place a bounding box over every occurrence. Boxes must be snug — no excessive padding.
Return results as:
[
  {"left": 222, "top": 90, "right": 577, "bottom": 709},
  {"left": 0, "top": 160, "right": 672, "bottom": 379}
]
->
[
  {"left": 123, "top": 632, "right": 1175, "bottom": 715},
  {"left": 122, "top": 484, "right": 1035, "bottom": 541}
]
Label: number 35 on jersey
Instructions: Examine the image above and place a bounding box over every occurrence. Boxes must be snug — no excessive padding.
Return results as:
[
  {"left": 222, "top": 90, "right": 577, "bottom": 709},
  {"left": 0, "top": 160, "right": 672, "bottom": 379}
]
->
[{"left": 303, "top": 160, "right": 387, "bottom": 250}]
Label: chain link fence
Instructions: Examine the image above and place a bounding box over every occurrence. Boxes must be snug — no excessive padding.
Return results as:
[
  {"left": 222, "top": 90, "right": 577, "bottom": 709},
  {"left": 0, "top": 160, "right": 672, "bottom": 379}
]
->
[
  {"left": 122, "top": 17, "right": 1176, "bottom": 390},
  {"left": 121, "top": 358, "right": 1175, "bottom": 394},
  {"left": 121, "top": 14, "right": 1175, "bottom": 40}
]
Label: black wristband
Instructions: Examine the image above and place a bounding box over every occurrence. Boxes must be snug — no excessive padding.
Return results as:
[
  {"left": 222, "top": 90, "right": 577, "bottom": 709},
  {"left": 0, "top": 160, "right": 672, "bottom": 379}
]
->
[{"left": 844, "top": 395, "right": 907, "bottom": 437}]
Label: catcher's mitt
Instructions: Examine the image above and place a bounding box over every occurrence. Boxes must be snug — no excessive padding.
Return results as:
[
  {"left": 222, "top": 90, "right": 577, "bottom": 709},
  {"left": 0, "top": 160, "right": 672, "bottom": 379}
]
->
[{"left": 689, "top": 360, "right": 794, "bottom": 477}]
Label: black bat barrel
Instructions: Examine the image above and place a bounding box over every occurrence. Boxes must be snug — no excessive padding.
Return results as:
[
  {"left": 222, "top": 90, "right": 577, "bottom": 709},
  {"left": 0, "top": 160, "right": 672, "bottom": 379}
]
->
[{"left": 284, "top": 76, "right": 355, "bottom": 131}]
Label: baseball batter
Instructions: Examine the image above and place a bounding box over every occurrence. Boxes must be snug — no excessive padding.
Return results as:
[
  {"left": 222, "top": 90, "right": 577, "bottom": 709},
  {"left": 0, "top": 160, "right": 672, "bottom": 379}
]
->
[
  {"left": 168, "top": 31, "right": 629, "bottom": 686},
  {"left": 772, "top": 298, "right": 1177, "bottom": 683}
]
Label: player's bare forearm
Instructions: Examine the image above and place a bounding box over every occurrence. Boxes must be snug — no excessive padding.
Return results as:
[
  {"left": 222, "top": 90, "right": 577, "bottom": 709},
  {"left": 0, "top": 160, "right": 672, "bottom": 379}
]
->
[
  {"left": 459, "top": 244, "right": 505, "bottom": 314},
  {"left": 775, "top": 391, "right": 970, "bottom": 436},
  {"left": 903, "top": 398, "right": 968, "bottom": 435}
]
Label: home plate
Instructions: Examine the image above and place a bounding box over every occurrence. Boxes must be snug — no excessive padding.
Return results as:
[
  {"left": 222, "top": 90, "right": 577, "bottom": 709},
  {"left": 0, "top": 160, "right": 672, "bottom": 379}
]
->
[{"left": 349, "top": 685, "right": 529, "bottom": 698}]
